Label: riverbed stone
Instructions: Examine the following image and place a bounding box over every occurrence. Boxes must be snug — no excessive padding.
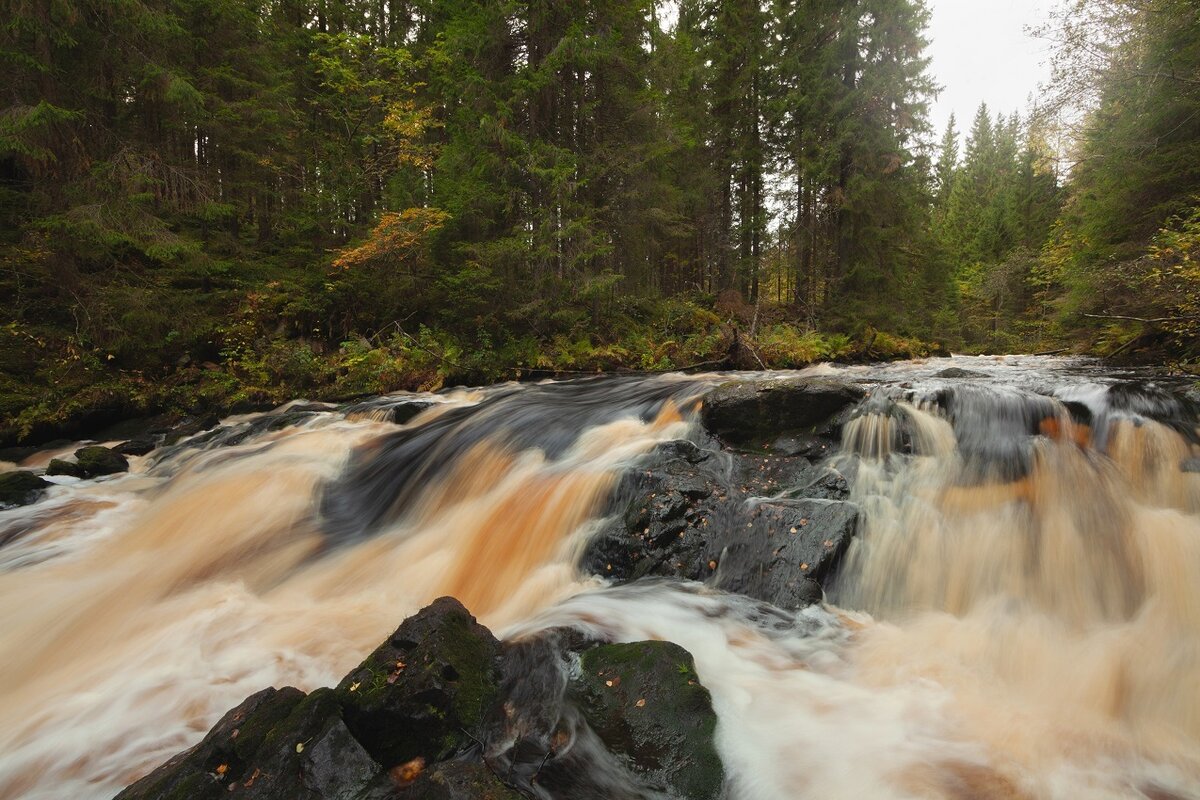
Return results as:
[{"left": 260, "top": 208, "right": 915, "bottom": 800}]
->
[
  {"left": 935, "top": 367, "right": 987, "bottom": 379},
  {"left": 700, "top": 377, "right": 864, "bottom": 451}
]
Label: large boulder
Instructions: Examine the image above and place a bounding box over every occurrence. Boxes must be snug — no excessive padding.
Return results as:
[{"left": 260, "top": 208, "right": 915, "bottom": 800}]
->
[
  {"left": 115, "top": 597, "right": 731, "bottom": 800},
  {"left": 700, "top": 377, "right": 864, "bottom": 452},
  {"left": 335, "top": 597, "right": 502, "bottom": 769},
  {"left": 0, "top": 470, "right": 50, "bottom": 508},
  {"left": 583, "top": 439, "right": 858, "bottom": 609},
  {"left": 569, "top": 641, "right": 724, "bottom": 800}
]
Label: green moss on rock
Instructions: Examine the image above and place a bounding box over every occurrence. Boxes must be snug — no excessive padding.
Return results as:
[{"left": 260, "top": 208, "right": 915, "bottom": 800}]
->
[
  {"left": 0, "top": 470, "right": 50, "bottom": 507},
  {"left": 336, "top": 596, "right": 501, "bottom": 769},
  {"left": 571, "top": 641, "right": 724, "bottom": 800}
]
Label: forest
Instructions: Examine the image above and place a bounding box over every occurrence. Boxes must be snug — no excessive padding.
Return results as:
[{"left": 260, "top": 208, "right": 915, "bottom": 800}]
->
[{"left": 2, "top": 0, "right": 1199, "bottom": 442}]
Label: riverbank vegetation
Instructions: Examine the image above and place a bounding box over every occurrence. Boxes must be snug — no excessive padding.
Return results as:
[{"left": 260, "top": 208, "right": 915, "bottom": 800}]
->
[{"left": 1, "top": 0, "right": 1198, "bottom": 443}]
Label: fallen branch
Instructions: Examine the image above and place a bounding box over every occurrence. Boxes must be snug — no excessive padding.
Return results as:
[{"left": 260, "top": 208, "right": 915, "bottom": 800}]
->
[
  {"left": 1081, "top": 313, "right": 1200, "bottom": 324},
  {"left": 1103, "top": 335, "right": 1147, "bottom": 361}
]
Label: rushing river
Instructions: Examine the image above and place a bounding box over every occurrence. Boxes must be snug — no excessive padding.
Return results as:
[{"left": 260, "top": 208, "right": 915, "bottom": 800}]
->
[{"left": 1, "top": 355, "right": 1199, "bottom": 799}]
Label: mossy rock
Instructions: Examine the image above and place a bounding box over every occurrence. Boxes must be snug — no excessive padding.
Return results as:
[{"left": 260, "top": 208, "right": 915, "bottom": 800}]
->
[
  {"left": 700, "top": 377, "right": 864, "bottom": 451},
  {"left": 45, "top": 446, "right": 129, "bottom": 479},
  {"left": 45, "top": 458, "right": 87, "bottom": 478},
  {"left": 0, "top": 470, "right": 50, "bottom": 507},
  {"left": 570, "top": 641, "right": 724, "bottom": 800},
  {"left": 74, "top": 445, "right": 129, "bottom": 476},
  {"left": 336, "top": 596, "right": 502, "bottom": 769},
  {"left": 116, "top": 687, "right": 385, "bottom": 800}
]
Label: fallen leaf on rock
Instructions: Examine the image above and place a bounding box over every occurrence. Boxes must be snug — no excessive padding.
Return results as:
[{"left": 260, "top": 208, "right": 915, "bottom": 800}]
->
[{"left": 391, "top": 757, "right": 426, "bottom": 787}]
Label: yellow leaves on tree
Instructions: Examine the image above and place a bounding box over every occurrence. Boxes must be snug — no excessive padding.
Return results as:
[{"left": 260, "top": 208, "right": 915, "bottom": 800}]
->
[
  {"left": 1143, "top": 201, "right": 1200, "bottom": 342},
  {"left": 333, "top": 207, "right": 449, "bottom": 272}
]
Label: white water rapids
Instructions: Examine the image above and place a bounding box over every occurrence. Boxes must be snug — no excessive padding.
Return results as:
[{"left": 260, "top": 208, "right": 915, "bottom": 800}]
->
[{"left": 1, "top": 356, "right": 1198, "bottom": 799}]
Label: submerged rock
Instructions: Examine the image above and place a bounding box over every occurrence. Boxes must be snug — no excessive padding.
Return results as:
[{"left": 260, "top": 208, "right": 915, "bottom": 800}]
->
[
  {"left": 570, "top": 641, "right": 724, "bottom": 800},
  {"left": 935, "top": 367, "right": 987, "bottom": 379},
  {"left": 700, "top": 376, "right": 864, "bottom": 451},
  {"left": 0, "top": 470, "right": 50, "bottom": 508},
  {"left": 116, "top": 437, "right": 158, "bottom": 456}
]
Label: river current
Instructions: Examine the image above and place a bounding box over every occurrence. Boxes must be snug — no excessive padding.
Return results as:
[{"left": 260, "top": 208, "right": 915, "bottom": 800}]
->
[{"left": 1, "top": 355, "right": 1198, "bottom": 800}]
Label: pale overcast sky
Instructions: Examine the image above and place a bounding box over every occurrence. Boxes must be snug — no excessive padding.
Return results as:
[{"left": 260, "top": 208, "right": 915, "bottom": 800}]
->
[{"left": 925, "top": 0, "right": 1058, "bottom": 139}]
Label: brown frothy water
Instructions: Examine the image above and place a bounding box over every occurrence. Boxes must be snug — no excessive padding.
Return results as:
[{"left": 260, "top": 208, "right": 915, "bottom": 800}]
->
[
  {"left": 2, "top": 366, "right": 1200, "bottom": 800},
  {"left": 0, "top": 396, "right": 692, "bottom": 799},
  {"left": 835, "top": 401, "right": 1200, "bottom": 796}
]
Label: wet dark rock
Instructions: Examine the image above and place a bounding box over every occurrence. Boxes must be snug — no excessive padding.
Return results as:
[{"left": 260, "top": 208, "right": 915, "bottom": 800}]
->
[
  {"left": 569, "top": 641, "right": 723, "bottom": 800},
  {"left": 711, "top": 499, "right": 857, "bottom": 609},
  {"left": 117, "top": 437, "right": 158, "bottom": 456},
  {"left": 341, "top": 398, "right": 436, "bottom": 425},
  {"left": 115, "top": 686, "right": 385, "bottom": 800},
  {"left": 935, "top": 367, "right": 987, "bottom": 379},
  {"left": 161, "top": 414, "right": 222, "bottom": 445},
  {"left": 583, "top": 437, "right": 857, "bottom": 608},
  {"left": 700, "top": 377, "right": 864, "bottom": 452},
  {"left": 398, "top": 760, "right": 522, "bottom": 799},
  {"left": 769, "top": 434, "right": 838, "bottom": 459},
  {"left": 335, "top": 597, "right": 502, "bottom": 769},
  {"left": 0, "top": 470, "right": 51, "bottom": 508},
  {"left": 1182, "top": 457, "right": 1200, "bottom": 473},
  {"left": 118, "top": 600, "right": 727, "bottom": 800},
  {"left": 779, "top": 462, "right": 852, "bottom": 501},
  {"left": 180, "top": 410, "right": 327, "bottom": 451}
]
